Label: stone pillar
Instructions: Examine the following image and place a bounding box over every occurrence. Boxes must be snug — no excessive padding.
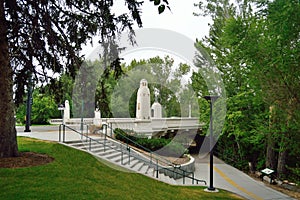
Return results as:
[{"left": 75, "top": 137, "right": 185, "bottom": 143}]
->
[
  {"left": 63, "top": 100, "right": 70, "bottom": 123},
  {"left": 136, "top": 79, "right": 151, "bottom": 120},
  {"left": 151, "top": 102, "right": 162, "bottom": 118}
]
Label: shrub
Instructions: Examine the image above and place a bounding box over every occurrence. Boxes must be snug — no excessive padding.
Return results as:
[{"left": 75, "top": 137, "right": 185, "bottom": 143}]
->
[{"left": 114, "top": 128, "right": 188, "bottom": 157}]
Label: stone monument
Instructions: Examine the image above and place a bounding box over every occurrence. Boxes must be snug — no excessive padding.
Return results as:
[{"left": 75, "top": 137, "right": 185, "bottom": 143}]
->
[
  {"left": 89, "top": 108, "right": 102, "bottom": 134},
  {"left": 136, "top": 79, "right": 151, "bottom": 120},
  {"left": 63, "top": 100, "right": 70, "bottom": 123},
  {"left": 151, "top": 88, "right": 162, "bottom": 118}
]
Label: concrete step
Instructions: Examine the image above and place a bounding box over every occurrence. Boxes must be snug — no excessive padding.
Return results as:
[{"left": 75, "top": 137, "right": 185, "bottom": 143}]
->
[
  {"left": 69, "top": 140, "right": 105, "bottom": 148},
  {"left": 63, "top": 139, "right": 197, "bottom": 186},
  {"left": 91, "top": 146, "right": 107, "bottom": 153},
  {"left": 145, "top": 167, "right": 155, "bottom": 175},
  {"left": 82, "top": 140, "right": 114, "bottom": 147},
  {"left": 68, "top": 142, "right": 85, "bottom": 148},
  {"left": 111, "top": 154, "right": 129, "bottom": 163},
  {"left": 131, "top": 161, "right": 145, "bottom": 171},
  {"left": 103, "top": 151, "right": 122, "bottom": 160},
  {"left": 97, "top": 149, "right": 119, "bottom": 157},
  {"left": 138, "top": 163, "right": 150, "bottom": 173},
  {"left": 126, "top": 158, "right": 140, "bottom": 167},
  {"left": 91, "top": 144, "right": 119, "bottom": 153}
]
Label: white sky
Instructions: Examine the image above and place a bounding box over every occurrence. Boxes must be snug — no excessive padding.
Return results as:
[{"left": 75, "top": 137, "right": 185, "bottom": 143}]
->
[
  {"left": 81, "top": 0, "right": 211, "bottom": 58},
  {"left": 136, "top": 0, "right": 210, "bottom": 40}
]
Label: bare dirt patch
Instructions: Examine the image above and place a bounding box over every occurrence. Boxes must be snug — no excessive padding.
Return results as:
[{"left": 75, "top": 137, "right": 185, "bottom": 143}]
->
[{"left": 0, "top": 152, "right": 54, "bottom": 168}]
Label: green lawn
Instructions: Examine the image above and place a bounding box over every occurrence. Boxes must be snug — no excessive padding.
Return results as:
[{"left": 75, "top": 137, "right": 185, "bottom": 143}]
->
[{"left": 0, "top": 137, "right": 243, "bottom": 200}]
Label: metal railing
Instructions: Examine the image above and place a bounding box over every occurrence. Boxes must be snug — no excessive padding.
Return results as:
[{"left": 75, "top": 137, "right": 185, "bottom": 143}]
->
[{"left": 59, "top": 124, "right": 206, "bottom": 185}]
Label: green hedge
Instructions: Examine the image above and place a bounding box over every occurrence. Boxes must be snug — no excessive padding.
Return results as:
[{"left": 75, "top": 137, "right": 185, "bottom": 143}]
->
[{"left": 114, "top": 128, "right": 187, "bottom": 157}]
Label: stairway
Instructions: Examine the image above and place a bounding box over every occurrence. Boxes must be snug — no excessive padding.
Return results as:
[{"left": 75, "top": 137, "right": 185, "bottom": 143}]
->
[
  {"left": 63, "top": 136, "right": 180, "bottom": 185},
  {"left": 59, "top": 123, "right": 206, "bottom": 186}
]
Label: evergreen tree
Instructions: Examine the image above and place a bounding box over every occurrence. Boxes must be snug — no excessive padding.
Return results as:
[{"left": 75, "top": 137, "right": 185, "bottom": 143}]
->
[{"left": 0, "top": 0, "right": 169, "bottom": 158}]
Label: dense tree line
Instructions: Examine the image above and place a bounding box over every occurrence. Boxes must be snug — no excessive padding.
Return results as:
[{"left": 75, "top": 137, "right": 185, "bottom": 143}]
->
[
  {"left": 193, "top": 0, "right": 300, "bottom": 182},
  {"left": 19, "top": 56, "right": 192, "bottom": 124}
]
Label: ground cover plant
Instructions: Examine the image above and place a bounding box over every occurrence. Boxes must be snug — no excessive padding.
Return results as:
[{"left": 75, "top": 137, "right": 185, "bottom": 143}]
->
[
  {"left": 0, "top": 137, "right": 242, "bottom": 200},
  {"left": 114, "top": 128, "right": 188, "bottom": 157}
]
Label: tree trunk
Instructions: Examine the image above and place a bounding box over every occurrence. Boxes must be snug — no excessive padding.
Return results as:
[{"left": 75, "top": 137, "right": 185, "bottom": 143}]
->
[
  {"left": 0, "top": 0, "right": 19, "bottom": 158},
  {"left": 277, "top": 149, "right": 287, "bottom": 179},
  {"left": 266, "top": 105, "right": 277, "bottom": 169},
  {"left": 266, "top": 137, "right": 277, "bottom": 169}
]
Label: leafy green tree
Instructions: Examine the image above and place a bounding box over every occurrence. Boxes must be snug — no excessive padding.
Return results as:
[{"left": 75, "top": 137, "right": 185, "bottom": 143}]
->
[
  {"left": 0, "top": 0, "right": 169, "bottom": 157},
  {"left": 110, "top": 56, "right": 191, "bottom": 118},
  {"left": 194, "top": 0, "right": 300, "bottom": 179},
  {"left": 16, "top": 90, "right": 60, "bottom": 125},
  {"left": 48, "top": 74, "right": 75, "bottom": 107}
]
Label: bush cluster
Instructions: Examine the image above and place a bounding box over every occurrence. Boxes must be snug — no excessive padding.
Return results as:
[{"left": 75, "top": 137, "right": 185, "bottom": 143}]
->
[{"left": 114, "top": 128, "right": 187, "bottom": 157}]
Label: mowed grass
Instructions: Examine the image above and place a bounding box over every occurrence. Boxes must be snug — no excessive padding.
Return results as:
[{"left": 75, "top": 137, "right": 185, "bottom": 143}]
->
[{"left": 0, "top": 137, "right": 243, "bottom": 200}]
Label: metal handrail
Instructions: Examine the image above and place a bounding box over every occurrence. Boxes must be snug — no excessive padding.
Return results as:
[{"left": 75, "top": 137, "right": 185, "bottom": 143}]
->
[
  {"left": 110, "top": 127, "right": 201, "bottom": 181},
  {"left": 112, "top": 128, "right": 174, "bottom": 167},
  {"left": 59, "top": 124, "right": 206, "bottom": 185},
  {"left": 109, "top": 127, "right": 206, "bottom": 185}
]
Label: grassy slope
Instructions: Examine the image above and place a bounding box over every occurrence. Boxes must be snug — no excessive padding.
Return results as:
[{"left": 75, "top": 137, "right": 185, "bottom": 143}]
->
[{"left": 0, "top": 137, "right": 242, "bottom": 200}]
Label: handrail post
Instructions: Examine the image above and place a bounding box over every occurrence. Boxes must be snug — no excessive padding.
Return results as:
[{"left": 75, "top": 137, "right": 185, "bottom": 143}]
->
[
  {"left": 126, "top": 142, "right": 130, "bottom": 165},
  {"left": 110, "top": 123, "right": 113, "bottom": 137},
  {"left": 63, "top": 124, "right": 65, "bottom": 142},
  {"left": 183, "top": 171, "right": 185, "bottom": 184},
  {"left": 104, "top": 129, "right": 107, "bottom": 152},
  {"left": 104, "top": 136, "right": 106, "bottom": 152},
  {"left": 128, "top": 147, "right": 131, "bottom": 165},
  {"left": 192, "top": 173, "right": 195, "bottom": 184},
  {"left": 121, "top": 144, "right": 123, "bottom": 165},
  {"left": 89, "top": 138, "right": 91, "bottom": 151},
  {"left": 59, "top": 124, "right": 61, "bottom": 142},
  {"left": 85, "top": 124, "right": 88, "bottom": 142},
  {"left": 86, "top": 124, "right": 89, "bottom": 138},
  {"left": 156, "top": 159, "right": 159, "bottom": 178}
]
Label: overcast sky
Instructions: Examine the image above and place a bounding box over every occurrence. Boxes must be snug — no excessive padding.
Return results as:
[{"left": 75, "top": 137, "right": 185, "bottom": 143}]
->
[
  {"left": 81, "top": 1, "right": 211, "bottom": 58},
  {"left": 137, "top": 0, "right": 210, "bottom": 40}
]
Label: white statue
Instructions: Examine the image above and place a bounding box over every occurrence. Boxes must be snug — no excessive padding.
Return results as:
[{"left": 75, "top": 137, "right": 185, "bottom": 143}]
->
[
  {"left": 93, "top": 108, "right": 102, "bottom": 126},
  {"left": 151, "top": 88, "right": 162, "bottom": 118},
  {"left": 63, "top": 100, "right": 70, "bottom": 123},
  {"left": 136, "top": 79, "right": 151, "bottom": 120}
]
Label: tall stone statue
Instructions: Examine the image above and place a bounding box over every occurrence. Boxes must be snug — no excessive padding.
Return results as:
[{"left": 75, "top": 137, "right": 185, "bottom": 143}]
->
[{"left": 136, "top": 79, "right": 151, "bottom": 120}]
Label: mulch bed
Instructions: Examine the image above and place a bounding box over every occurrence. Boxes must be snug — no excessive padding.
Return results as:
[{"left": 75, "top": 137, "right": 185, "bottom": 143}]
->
[{"left": 0, "top": 152, "right": 54, "bottom": 168}]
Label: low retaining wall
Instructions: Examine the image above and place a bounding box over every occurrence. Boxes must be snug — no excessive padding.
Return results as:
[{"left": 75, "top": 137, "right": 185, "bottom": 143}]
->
[{"left": 159, "top": 155, "right": 195, "bottom": 179}]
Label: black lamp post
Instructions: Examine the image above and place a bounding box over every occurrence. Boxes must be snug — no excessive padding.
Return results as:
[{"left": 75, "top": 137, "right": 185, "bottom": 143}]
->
[
  {"left": 203, "top": 95, "right": 219, "bottom": 191},
  {"left": 24, "top": 75, "right": 33, "bottom": 132},
  {"left": 80, "top": 81, "right": 85, "bottom": 134}
]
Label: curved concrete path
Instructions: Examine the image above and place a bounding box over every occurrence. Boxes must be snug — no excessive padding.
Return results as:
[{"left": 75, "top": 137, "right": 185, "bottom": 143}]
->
[
  {"left": 17, "top": 126, "right": 295, "bottom": 200},
  {"left": 192, "top": 154, "right": 295, "bottom": 200}
]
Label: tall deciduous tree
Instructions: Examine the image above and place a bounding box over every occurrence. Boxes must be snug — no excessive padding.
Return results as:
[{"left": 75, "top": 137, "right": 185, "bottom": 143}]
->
[
  {"left": 194, "top": 0, "right": 300, "bottom": 178},
  {"left": 0, "top": 0, "right": 169, "bottom": 158}
]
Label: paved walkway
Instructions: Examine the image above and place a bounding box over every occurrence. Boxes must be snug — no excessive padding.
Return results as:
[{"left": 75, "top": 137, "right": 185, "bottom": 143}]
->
[
  {"left": 17, "top": 126, "right": 295, "bottom": 200},
  {"left": 193, "top": 155, "right": 295, "bottom": 200}
]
